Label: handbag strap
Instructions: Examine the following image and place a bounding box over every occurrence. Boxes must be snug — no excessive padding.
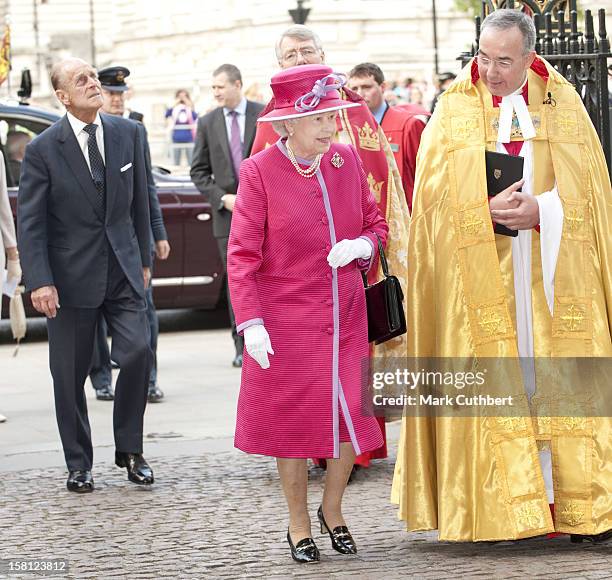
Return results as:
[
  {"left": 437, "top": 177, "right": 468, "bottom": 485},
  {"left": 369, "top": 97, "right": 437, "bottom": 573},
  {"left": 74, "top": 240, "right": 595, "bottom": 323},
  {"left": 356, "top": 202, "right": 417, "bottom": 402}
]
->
[
  {"left": 376, "top": 234, "right": 390, "bottom": 278},
  {"left": 362, "top": 233, "right": 389, "bottom": 288}
]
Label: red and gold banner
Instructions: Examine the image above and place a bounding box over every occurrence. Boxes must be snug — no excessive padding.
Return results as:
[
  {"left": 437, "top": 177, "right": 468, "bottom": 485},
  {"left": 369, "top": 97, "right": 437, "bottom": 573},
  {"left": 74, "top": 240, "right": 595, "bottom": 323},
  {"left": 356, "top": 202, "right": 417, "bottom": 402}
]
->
[{"left": 0, "top": 25, "right": 10, "bottom": 87}]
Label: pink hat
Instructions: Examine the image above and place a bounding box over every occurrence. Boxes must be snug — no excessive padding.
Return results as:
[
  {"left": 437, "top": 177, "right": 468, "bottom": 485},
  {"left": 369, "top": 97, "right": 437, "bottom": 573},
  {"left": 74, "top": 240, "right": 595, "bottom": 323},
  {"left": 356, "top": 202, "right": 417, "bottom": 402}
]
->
[{"left": 258, "top": 64, "right": 360, "bottom": 122}]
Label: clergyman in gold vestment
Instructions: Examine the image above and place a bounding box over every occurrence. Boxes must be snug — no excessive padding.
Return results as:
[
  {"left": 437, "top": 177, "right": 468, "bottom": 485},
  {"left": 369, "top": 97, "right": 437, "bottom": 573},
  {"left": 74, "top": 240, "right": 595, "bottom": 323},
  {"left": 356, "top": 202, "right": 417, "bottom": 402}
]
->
[{"left": 391, "top": 10, "right": 611, "bottom": 543}]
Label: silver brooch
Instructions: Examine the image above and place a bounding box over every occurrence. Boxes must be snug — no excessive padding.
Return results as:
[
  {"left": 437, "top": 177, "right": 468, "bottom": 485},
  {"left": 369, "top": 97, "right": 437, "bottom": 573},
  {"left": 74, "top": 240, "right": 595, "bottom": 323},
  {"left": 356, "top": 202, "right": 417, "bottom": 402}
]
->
[{"left": 331, "top": 152, "right": 344, "bottom": 168}]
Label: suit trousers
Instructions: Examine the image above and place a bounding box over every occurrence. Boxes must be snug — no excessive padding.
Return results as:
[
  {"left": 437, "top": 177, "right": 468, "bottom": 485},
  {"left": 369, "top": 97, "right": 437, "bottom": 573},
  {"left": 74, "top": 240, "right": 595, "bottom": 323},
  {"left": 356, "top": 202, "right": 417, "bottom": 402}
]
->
[
  {"left": 217, "top": 236, "right": 244, "bottom": 355},
  {"left": 89, "top": 255, "right": 158, "bottom": 389},
  {"left": 46, "top": 248, "right": 152, "bottom": 470}
]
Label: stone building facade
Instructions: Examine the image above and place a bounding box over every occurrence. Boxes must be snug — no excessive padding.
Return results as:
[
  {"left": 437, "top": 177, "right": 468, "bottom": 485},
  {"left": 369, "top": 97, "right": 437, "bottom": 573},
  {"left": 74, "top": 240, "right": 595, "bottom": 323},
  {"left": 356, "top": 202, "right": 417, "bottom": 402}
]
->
[{"left": 1, "top": 0, "right": 610, "bottom": 161}]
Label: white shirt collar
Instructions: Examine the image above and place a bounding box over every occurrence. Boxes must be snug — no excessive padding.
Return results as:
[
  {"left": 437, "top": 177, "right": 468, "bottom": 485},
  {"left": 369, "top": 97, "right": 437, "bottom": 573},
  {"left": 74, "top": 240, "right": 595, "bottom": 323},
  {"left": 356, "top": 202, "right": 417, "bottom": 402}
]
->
[
  {"left": 224, "top": 97, "right": 247, "bottom": 117},
  {"left": 497, "top": 75, "right": 535, "bottom": 143},
  {"left": 66, "top": 110, "right": 103, "bottom": 136}
]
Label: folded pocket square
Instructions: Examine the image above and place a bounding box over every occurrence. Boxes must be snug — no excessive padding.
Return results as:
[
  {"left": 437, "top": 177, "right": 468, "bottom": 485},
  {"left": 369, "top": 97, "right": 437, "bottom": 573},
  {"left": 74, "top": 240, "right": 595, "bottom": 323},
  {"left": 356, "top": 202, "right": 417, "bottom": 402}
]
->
[{"left": 120, "top": 162, "right": 133, "bottom": 172}]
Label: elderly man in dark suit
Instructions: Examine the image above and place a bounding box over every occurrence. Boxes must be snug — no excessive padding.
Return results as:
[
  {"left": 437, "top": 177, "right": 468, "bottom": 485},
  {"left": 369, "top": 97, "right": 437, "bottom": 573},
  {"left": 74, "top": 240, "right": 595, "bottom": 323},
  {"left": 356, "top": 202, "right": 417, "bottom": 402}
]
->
[
  {"left": 18, "top": 58, "right": 154, "bottom": 492},
  {"left": 190, "top": 63, "right": 264, "bottom": 368}
]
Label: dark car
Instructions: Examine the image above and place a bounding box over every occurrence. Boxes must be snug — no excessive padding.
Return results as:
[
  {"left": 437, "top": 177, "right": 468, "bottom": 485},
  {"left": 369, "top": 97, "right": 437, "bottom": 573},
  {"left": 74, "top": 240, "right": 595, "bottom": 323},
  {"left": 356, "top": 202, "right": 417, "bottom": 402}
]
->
[{"left": 0, "top": 101, "right": 224, "bottom": 317}]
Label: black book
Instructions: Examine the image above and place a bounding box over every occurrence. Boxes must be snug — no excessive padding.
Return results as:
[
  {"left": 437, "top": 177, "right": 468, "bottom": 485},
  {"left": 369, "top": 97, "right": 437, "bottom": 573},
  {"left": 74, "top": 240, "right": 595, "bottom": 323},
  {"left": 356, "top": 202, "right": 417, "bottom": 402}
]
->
[{"left": 485, "top": 150, "right": 524, "bottom": 237}]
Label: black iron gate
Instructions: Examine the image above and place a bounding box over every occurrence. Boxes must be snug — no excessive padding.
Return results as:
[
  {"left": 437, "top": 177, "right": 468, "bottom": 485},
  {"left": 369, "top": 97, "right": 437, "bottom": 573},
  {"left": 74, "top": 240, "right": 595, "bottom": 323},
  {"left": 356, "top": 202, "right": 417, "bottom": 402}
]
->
[{"left": 459, "top": 0, "right": 612, "bottom": 172}]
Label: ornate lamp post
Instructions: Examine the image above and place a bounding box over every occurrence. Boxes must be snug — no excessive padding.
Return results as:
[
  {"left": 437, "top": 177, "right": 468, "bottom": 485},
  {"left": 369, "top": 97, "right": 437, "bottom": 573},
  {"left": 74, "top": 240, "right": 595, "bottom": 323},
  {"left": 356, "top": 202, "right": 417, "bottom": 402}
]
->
[
  {"left": 289, "top": 0, "right": 311, "bottom": 25},
  {"left": 432, "top": 0, "right": 439, "bottom": 75}
]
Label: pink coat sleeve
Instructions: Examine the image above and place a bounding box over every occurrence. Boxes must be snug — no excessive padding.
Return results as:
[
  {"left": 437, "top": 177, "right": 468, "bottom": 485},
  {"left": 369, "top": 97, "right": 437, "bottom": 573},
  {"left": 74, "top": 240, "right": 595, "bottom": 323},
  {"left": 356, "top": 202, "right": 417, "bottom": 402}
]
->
[
  {"left": 227, "top": 158, "right": 267, "bottom": 334},
  {"left": 349, "top": 145, "right": 389, "bottom": 272}
]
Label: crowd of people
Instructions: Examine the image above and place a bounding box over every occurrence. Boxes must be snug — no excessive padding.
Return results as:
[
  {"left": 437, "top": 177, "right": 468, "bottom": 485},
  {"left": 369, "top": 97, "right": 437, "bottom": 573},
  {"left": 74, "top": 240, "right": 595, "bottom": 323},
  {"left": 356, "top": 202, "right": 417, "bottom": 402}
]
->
[
  {"left": 1, "top": 8, "right": 610, "bottom": 566},
  {"left": 161, "top": 66, "right": 455, "bottom": 169}
]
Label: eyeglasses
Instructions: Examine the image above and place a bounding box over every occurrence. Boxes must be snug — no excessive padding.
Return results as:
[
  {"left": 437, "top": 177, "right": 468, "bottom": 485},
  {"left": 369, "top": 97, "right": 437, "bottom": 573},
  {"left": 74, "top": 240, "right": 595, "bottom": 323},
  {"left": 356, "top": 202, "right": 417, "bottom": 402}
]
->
[
  {"left": 476, "top": 51, "right": 516, "bottom": 70},
  {"left": 281, "top": 47, "right": 320, "bottom": 64}
]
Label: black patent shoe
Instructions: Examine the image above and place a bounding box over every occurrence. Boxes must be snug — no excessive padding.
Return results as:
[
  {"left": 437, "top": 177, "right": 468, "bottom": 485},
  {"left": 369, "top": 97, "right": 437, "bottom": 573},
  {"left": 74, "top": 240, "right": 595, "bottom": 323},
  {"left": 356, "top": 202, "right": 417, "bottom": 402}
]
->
[
  {"left": 287, "top": 530, "right": 320, "bottom": 563},
  {"left": 115, "top": 452, "right": 154, "bottom": 485},
  {"left": 94, "top": 385, "right": 114, "bottom": 401},
  {"left": 570, "top": 529, "right": 612, "bottom": 544},
  {"left": 67, "top": 470, "right": 94, "bottom": 493},
  {"left": 147, "top": 385, "right": 164, "bottom": 403},
  {"left": 317, "top": 505, "right": 357, "bottom": 554}
]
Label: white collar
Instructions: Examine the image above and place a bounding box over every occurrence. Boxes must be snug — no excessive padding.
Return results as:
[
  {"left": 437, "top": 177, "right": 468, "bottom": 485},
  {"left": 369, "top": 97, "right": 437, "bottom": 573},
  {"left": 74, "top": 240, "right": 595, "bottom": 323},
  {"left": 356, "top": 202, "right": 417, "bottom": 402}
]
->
[
  {"left": 496, "top": 77, "right": 535, "bottom": 143},
  {"left": 67, "top": 110, "right": 103, "bottom": 136}
]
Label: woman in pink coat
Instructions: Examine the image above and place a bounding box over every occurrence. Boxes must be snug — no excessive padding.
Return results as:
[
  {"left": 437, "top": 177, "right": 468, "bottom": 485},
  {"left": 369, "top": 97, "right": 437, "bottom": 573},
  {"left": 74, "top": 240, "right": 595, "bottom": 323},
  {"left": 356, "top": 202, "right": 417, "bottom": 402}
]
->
[{"left": 228, "top": 64, "right": 388, "bottom": 563}]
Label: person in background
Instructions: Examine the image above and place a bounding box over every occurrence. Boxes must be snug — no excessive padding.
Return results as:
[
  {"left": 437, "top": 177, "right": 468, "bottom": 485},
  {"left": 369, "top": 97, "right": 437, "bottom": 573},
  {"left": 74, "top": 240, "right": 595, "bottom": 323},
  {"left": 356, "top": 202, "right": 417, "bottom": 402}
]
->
[
  {"left": 383, "top": 89, "right": 400, "bottom": 106},
  {"left": 89, "top": 65, "right": 170, "bottom": 404},
  {"left": 165, "top": 89, "right": 197, "bottom": 166},
  {"left": 6, "top": 130, "right": 31, "bottom": 186},
  {"left": 430, "top": 71, "right": 457, "bottom": 112},
  {"left": 190, "top": 64, "right": 264, "bottom": 368},
  {"left": 408, "top": 86, "right": 424, "bottom": 106},
  {"left": 0, "top": 153, "right": 22, "bottom": 424},
  {"left": 349, "top": 62, "right": 429, "bottom": 211},
  {"left": 243, "top": 82, "right": 265, "bottom": 104}
]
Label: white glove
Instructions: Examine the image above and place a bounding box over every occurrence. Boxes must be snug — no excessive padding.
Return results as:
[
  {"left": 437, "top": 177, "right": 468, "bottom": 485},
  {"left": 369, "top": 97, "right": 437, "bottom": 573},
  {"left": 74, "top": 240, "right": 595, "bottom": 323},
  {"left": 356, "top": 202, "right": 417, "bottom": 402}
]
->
[
  {"left": 244, "top": 324, "right": 274, "bottom": 369},
  {"left": 327, "top": 238, "right": 372, "bottom": 269},
  {"left": 6, "top": 258, "right": 22, "bottom": 283}
]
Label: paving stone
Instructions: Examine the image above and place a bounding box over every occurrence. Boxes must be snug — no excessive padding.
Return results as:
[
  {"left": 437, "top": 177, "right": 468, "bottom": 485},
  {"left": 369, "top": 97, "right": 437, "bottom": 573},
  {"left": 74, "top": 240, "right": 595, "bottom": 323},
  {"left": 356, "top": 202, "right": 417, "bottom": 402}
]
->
[{"left": 1, "top": 442, "right": 610, "bottom": 580}]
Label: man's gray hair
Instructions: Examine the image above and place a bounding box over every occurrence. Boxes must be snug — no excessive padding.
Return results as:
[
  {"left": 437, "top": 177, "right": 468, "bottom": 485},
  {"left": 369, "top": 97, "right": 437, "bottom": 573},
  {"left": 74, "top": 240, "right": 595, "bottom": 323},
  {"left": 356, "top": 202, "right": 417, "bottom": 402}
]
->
[
  {"left": 481, "top": 9, "right": 536, "bottom": 54},
  {"left": 275, "top": 24, "right": 323, "bottom": 61}
]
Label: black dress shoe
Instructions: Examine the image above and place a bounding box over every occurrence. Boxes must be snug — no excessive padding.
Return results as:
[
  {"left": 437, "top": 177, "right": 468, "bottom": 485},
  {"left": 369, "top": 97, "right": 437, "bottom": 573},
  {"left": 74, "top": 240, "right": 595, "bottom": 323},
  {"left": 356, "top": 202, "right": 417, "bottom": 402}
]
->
[
  {"left": 317, "top": 505, "right": 357, "bottom": 554},
  {"left": 115, "top": 452, "right": 154, "bottom": 485},
  {"left": 94, "top": 385, "right": 114, "bottom": 401},
  {"left": 147, "top": 385, "right": 164, "bottom": 403},
  {"left": 67, "top": 470, "right": 94, "bottom": 493},
  {"left": 570, "top": 529, "right": 612, "bottom": 544},
  {"left": 287, "top": 530, "right": 320, "bottom": 563},
  {"left": 232, "top": 354, "right": 243, "bottom": 368}
]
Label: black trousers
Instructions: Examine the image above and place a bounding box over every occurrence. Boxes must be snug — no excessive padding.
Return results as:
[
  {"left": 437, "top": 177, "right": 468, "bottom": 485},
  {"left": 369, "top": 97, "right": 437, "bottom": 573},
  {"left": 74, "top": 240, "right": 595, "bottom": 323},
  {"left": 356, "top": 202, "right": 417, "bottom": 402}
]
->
[
  {"left": 46, "top": 250, "right": 152, "bottom": 471},
  {"left": 217, "top": 236, "right": 244, "bottom": 356},
  {"left": 89, "top": 256, "right": 158, "bottom": 389}
]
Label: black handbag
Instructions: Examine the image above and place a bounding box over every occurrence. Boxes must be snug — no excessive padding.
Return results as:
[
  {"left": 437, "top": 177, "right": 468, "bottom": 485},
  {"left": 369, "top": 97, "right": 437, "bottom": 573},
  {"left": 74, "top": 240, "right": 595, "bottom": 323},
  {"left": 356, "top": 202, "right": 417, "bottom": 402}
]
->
[{"left": 362, "top": 235, "right": 407, "bottom": 344}]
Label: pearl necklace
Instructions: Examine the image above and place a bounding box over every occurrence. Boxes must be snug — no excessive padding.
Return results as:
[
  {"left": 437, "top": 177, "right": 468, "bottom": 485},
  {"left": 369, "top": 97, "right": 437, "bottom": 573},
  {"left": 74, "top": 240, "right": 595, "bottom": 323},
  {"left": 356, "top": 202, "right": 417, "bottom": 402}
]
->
[{"left": 286, "top": 142, "right": 322, "bottom": 178}]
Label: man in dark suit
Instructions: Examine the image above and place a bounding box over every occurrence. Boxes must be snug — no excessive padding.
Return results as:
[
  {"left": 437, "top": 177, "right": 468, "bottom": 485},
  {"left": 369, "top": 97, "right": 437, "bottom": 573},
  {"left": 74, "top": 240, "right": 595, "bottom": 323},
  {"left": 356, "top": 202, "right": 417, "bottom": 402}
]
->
[
  {"left": 190, "top": 64, "right": 264, "bottom": 368},
  {"left": 88, "top": 65, "right": 170, "bottom": 404},
  {"left": 18, "top": 58, "right": 155, "bottom": 492}
]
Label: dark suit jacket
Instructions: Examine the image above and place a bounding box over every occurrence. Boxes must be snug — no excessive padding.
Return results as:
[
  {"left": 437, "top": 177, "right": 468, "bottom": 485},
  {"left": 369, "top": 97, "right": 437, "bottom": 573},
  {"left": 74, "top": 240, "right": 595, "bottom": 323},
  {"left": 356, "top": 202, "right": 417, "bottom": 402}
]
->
[
  {"left": 190, "top": 100, "right": 264, "bottom": 238},
  {"left": 17, "top": 112, "right": 151, "bottom": 308},
  {"left": 137, "top": 123, "right": 167, "bottom": 245}
]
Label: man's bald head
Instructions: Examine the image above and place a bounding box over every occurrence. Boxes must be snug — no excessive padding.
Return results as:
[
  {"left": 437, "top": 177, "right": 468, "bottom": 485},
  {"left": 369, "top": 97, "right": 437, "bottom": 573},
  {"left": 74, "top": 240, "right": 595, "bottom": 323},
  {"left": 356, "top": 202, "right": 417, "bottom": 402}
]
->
[
  {"left": 51, "top": 58, "right": 103, "bottom": 121},
  {"left": 50, "top": 58, "right": 89, "bottom": 91}
]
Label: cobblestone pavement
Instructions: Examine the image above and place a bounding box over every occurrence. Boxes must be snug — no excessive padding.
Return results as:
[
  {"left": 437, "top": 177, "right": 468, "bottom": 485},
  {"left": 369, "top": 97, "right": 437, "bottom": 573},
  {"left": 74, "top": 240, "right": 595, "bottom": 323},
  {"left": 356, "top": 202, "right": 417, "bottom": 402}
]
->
[{"left": 1, "top": 446, "right": 610, "bottom": 580}]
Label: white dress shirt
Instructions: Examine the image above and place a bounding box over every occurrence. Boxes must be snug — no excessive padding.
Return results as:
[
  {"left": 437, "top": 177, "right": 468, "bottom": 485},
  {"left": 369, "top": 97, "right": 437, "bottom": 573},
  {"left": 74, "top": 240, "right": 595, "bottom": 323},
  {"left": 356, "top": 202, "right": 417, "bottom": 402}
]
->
[
  {"left": 66, "top": 111, "right": 106, "bottom": 174},
  {"left": 223, "top": 97, "right": 247, "bottom": 144}
]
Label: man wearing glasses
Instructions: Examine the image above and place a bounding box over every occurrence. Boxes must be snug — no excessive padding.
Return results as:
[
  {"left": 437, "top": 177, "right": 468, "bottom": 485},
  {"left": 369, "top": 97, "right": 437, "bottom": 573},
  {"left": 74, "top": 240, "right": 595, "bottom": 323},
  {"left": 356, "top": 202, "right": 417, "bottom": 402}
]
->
[
  {"left": 392, "top": 9, "right": 612, "bottom": 544},
  {"left": 250, "top": 25, "right": 411, "bottom": 474}
]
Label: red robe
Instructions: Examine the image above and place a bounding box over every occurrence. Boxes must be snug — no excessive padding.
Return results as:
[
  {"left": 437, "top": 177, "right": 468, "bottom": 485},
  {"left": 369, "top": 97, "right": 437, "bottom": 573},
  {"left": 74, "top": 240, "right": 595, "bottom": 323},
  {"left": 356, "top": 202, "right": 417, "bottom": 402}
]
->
[{"left": 382, "top": 103, "right": 430, "bottom": 213}]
